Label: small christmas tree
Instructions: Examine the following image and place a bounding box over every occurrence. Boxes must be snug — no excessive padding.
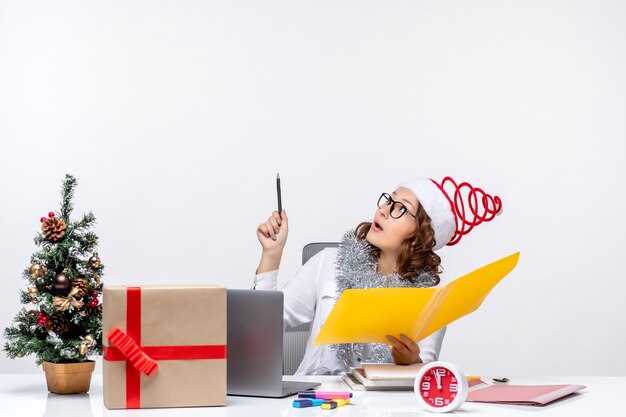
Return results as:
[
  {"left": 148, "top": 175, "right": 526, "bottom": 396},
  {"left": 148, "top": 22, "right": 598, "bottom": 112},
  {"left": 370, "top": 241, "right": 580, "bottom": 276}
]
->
[{"left": 4, "top": 174, "right": 104, "bottom": 364}]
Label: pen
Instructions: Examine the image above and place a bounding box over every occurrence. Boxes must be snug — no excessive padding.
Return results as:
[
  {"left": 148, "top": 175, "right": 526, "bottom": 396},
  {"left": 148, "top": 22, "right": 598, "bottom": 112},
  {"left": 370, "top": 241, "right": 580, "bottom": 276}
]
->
[
  {"left": 321, "top": 399, "right": 350, "bottom": 410},
  {"left": 298, "top": 391, "right": 353, "bottom": 400},
  {"left": 292, "top": 398, "right": 326, "bottom": 408},
  {"left": 276, "top": 173, "right": 282, "bottom": 221}
]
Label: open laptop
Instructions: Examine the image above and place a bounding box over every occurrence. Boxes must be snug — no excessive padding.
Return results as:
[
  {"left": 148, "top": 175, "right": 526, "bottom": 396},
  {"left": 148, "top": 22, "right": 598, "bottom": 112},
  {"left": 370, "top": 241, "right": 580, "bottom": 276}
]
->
[{"left": 227, "top": 289, "right": 320, "bottom": 397}]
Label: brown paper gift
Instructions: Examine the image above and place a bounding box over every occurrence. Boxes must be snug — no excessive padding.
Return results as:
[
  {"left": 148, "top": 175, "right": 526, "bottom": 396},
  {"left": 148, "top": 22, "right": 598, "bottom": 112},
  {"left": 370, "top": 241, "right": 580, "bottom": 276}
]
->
[{"left": 102, "top": 285, "right": 226, "bottom": 409}]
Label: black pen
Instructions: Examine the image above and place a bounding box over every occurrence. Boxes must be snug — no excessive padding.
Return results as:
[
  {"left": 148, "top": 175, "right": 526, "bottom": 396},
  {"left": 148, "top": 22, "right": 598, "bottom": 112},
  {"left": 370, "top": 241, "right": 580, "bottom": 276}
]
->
[{"left": 276, "top": 173, "right": 282, "bottom": 223}]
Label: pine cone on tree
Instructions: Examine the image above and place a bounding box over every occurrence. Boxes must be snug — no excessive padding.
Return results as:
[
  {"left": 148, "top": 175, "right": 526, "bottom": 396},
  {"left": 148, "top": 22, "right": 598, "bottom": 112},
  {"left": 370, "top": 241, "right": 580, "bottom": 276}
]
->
[
  {"left": 85, "top": 302, "right": 102, "bottom": 318},
  {"left": 71, "top": 278, "right": 89, "bottom": 298},
  {"left": 44, "top": 314, "right": 69, "bottom": 335},
  {"left": 42, "top": 217, "right": 67, "bottom": 242}
]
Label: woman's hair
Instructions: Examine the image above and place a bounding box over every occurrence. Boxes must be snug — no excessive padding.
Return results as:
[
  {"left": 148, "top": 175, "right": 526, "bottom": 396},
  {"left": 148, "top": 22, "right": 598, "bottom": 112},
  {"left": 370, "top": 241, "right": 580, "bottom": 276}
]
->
[{"left": 355, "top": 200, "right": 442, "bottom": 285}]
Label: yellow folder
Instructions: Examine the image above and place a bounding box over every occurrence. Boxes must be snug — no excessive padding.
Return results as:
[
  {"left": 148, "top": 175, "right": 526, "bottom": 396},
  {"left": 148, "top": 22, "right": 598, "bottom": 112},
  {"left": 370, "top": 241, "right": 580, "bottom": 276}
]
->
[{"left": 314, "top": 252, "right": 520, "bottom": 345}]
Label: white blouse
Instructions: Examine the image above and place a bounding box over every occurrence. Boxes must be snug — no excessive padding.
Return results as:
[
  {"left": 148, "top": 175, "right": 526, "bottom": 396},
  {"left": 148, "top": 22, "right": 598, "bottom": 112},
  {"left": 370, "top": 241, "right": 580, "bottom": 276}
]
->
[{"left": 253, "top": 247, "right": 446, "bottom": 375}]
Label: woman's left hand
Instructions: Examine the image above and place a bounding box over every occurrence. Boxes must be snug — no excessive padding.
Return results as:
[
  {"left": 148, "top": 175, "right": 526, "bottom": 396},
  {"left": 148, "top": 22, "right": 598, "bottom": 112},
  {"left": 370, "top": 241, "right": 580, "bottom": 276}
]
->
[{"left": 387, "top": 334, "right": 422, "bottom": 365}]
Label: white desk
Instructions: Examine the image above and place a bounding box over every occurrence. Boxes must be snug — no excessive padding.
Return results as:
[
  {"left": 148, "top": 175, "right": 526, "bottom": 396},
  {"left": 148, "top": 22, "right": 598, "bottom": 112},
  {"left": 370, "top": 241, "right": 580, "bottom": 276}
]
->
[{"left": 0, "top": 374, "right": 623, "bottom": 416}]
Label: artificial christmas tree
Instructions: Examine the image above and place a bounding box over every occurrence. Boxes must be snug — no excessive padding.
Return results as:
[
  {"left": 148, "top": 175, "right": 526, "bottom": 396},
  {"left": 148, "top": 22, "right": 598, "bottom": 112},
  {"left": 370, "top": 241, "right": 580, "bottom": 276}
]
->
[{"left": 3, "top": 174, "right": 104, "bottom": 394}]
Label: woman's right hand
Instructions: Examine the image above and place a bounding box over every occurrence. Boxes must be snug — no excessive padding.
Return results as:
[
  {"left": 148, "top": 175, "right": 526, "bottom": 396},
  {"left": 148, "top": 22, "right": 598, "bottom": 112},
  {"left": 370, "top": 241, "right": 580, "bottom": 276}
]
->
[{"left": 256, "top": 210, "right": 288, "bottom": 253}]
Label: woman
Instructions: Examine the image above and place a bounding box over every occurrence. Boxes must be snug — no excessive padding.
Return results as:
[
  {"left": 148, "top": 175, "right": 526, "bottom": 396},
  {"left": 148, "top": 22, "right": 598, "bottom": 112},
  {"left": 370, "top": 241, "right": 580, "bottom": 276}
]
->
[{"left": 253, "top": 176, "right": 502, "bottom": 375}]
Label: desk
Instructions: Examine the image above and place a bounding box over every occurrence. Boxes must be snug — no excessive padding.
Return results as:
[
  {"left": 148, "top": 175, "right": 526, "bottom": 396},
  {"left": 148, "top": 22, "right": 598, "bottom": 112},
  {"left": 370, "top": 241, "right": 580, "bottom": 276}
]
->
[{"left": 0, "top": 374, "right": 623, "bottom": 417}]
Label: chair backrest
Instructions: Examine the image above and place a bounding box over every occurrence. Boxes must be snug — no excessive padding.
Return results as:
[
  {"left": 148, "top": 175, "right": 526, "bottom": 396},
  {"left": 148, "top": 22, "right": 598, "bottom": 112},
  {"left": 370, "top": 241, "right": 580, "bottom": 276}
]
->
[
  {"left": 283, "top": 242, "right": 340, "bottom": 375},
  {"left": 302, "top": 242, "right": 340, "bottom": 265}
]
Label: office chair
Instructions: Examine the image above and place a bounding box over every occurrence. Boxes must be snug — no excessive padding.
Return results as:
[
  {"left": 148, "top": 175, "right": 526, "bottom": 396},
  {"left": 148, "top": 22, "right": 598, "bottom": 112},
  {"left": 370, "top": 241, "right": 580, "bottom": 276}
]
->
[{"left": 282, "top": 242, "right": 340, "bottom": 375}]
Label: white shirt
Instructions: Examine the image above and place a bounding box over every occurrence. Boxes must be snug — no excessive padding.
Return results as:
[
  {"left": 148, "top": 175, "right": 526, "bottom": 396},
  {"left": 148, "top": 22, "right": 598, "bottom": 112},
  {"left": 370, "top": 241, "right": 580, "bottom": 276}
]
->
[{"left": 253, "top": 247, "right": 447, "bottom": 375}]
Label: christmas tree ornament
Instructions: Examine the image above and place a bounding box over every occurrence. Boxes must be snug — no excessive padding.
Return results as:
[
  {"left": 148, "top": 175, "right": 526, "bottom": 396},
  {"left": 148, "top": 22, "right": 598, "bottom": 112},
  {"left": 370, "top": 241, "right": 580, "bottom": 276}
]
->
[
  {"left": 27, "top": 285, "right": 39, "bottom": 300},
  {"left": 79, "top": 343, "right": 89, "bottom": 356},
  {"left": 84, "top": 335, "right": 95, "bottom": 346},
  {"left": 28, "top": 263, "right": 45, "bottom": 279},
  {"left": 53, "top": 273, "right": 69, "bottom": 290},
  {"left": 88, "top": 299, "right": 99, "bottom": 308},
  {"left": 52, "top": 286, "right": 85, "bottom": 311},
  {"left": 71, "top": 278, "right": 89, "bottom": 298},
  {"left": 40, "top": 217, "right": 46, "bottom": 223},
  {"left": 48, "top": 212, "right": 55, "bottom": 217},
  {"left": 44, "top": 314, "right": 69, "bottom": 335},
  {"left": 88, "top": 252, "right": 101, "bottom": 269},
  {"left": 41, "top": 216, "right": 67, "bottom": 242}
]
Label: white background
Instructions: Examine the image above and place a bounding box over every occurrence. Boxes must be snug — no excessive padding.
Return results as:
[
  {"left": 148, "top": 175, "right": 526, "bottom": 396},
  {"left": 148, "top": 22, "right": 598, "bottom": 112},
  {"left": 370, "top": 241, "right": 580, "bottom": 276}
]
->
[{"left": 1, "top": 0, "right": 625, "bottom": 376}]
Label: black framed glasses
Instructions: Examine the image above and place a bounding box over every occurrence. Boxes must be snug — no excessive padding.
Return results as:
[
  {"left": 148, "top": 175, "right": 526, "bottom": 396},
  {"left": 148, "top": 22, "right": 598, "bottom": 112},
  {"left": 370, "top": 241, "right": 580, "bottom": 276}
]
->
[{"left": 377, "top": 193, "right": 416, "bottom": 219}]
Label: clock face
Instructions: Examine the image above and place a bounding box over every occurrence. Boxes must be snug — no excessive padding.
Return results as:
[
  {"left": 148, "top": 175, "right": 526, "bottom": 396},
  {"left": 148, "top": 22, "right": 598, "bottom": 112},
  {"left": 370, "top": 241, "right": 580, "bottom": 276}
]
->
[{"left": 417, "top": 366, "right": 460, "bottom": 409}]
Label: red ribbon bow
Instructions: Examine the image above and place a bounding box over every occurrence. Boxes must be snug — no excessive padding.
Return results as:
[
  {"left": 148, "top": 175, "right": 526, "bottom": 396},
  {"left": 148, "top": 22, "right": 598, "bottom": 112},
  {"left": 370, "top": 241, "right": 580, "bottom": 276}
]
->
[{"left": 107, "top": 327, "right": 159, "bottom": 376}]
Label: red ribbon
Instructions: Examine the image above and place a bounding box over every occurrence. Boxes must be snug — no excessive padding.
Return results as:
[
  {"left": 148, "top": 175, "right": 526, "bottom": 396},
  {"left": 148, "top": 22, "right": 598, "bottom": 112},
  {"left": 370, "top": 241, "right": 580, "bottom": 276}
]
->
[{"left": 103, "top": 286, "right": 226, "bottom": 408}]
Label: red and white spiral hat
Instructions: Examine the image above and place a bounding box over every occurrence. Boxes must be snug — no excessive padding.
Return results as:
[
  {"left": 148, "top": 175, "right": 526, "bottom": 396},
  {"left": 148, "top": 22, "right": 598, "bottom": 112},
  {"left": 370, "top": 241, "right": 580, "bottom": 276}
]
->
[{"left": 395, "top": 176, "right": 503, "bottom": 250}]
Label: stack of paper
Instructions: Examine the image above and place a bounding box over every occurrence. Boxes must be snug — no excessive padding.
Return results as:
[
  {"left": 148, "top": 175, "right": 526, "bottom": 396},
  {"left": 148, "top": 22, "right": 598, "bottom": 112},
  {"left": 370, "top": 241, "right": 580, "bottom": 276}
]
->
[
  {"left": 362, "top": 363, "right": 425, "bottom": 380},
  {"left": 341, "top": 363, "right": 426, "bottom": 391}
]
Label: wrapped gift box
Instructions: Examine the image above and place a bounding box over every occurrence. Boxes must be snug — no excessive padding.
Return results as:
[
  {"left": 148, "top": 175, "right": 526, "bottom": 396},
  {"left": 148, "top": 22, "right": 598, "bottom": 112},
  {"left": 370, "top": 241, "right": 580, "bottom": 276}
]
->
[{"left": 102, "top": 285, "right": 226, "bottom": 409}]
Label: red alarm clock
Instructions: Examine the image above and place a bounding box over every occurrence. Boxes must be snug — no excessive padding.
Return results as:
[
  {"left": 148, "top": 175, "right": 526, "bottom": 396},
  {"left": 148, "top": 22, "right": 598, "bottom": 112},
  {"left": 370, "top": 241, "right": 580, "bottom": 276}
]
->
[{"left": 414, "top": 361, "right": 469, "bottom": 413}]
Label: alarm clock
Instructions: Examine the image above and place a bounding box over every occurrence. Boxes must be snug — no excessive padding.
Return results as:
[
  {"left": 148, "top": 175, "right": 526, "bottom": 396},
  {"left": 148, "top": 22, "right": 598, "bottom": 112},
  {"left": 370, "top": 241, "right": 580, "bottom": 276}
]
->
[{"left": 414, "top": 361, "right": 469, "bottom": 413}]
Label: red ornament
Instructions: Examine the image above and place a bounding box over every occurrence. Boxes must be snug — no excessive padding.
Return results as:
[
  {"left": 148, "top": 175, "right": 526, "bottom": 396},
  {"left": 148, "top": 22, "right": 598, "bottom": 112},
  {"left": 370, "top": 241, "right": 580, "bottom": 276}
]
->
[
  {"left": 88, "top": 299, "right": 99, "bottom": 307},
  {"left": 40, "top": 217, "right": 46, "bottom": 223},
  {"left": 92, "top": 291, "right": 99, "bottom": 298},
  {"left": 38, "top": 316, "right": 48, "bottom": 325},
  {"left": 36, "top": 312, "right": 43, "bottom": 318},
  {"left": 48, "top": 212, "right": 55, "bottom": 217}
]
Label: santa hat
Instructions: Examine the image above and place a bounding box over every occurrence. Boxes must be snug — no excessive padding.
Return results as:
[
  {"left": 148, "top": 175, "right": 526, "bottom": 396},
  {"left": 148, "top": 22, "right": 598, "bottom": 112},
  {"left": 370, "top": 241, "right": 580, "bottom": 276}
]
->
[{"left": 395, "top": 176, "right": 503, "bottom": 250}]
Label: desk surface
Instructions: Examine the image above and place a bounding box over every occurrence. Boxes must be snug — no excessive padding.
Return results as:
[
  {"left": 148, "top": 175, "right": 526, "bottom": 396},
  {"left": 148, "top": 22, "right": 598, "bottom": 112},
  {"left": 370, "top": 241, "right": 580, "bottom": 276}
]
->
[{"left": 0, "top": 374, "right": 623, "bottom": 417}]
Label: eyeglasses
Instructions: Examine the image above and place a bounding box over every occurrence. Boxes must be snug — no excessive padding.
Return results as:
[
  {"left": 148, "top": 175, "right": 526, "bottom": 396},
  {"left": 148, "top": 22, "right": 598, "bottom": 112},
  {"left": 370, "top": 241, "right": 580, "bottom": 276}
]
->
[{"left": 377, "top": 193, "right": 416, "bottom": 219}]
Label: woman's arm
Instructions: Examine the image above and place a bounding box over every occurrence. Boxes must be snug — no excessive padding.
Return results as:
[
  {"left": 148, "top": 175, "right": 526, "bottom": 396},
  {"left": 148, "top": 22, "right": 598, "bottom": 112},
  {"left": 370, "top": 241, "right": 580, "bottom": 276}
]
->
[
  {"left": 253, "top": 209, "right": 321, "bottom": 327},
  {"left": 252, "top": 250, "right": 326, "bottom": 327}
]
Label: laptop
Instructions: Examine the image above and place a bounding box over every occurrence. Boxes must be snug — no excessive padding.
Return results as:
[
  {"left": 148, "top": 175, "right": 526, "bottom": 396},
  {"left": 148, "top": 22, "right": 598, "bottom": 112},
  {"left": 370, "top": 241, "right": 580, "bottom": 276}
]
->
[{"left": 227, "top": 289, "right": 320, "bottom": 397}]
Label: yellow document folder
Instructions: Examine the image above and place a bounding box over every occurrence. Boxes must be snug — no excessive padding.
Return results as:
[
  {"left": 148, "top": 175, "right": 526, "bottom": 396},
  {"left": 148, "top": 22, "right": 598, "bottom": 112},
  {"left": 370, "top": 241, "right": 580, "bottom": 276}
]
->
[{"left": 314, "top": 252, "right": 520, "bottom": 345}]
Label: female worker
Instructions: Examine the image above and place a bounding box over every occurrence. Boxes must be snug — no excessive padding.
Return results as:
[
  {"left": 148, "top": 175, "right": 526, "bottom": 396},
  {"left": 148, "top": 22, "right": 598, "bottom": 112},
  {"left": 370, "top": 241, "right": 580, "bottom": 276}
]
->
[{"left": 253, "top": 176, "right": 502, "bottom": 375}]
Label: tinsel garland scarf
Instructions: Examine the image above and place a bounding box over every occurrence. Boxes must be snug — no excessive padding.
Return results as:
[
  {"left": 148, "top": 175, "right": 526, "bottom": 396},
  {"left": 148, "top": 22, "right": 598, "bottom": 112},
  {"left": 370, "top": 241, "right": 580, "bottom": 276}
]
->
[{"left": 331, "top": 230, "right": 438, "bottom": 368}]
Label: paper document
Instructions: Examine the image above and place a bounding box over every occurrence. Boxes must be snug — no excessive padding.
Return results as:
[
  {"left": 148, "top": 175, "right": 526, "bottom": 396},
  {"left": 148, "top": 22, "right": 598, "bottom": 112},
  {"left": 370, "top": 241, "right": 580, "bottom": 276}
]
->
[
  {"left": 467, "top": 383, "right": 586, "bottom": 406},
  {"left": 362, "top": 363, "right": 425, "bottom": 380},
  {"left": 314, "top": 252, "right": 520, "bottom": 345}
]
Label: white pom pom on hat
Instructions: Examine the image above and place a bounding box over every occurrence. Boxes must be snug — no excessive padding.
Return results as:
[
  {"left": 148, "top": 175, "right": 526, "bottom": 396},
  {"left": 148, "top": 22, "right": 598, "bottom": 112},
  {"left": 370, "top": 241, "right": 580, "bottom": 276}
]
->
[{"left": 395, "top": 176, "right": 503, "bottom": 251}]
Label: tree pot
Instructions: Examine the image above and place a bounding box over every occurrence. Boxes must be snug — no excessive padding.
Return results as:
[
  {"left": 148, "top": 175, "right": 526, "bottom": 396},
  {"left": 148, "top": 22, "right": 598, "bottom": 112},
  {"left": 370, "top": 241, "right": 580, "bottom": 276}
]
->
[{"left": 42, "top": 360, "right": 95, "bottom": 394}]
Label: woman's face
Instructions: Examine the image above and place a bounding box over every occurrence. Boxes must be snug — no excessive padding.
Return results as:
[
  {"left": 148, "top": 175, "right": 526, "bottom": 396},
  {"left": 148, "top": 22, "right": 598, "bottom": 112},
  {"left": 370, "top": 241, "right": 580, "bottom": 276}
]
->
[{"left": 366, "top": 187, "right": 418, "bottom": 253}]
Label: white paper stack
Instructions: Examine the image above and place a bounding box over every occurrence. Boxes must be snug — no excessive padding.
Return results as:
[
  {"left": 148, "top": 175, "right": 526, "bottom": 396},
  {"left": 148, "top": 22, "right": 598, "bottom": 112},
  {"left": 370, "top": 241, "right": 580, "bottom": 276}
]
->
[{"left": 341, "top": 363, "right": 426, "bottom": 391}]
